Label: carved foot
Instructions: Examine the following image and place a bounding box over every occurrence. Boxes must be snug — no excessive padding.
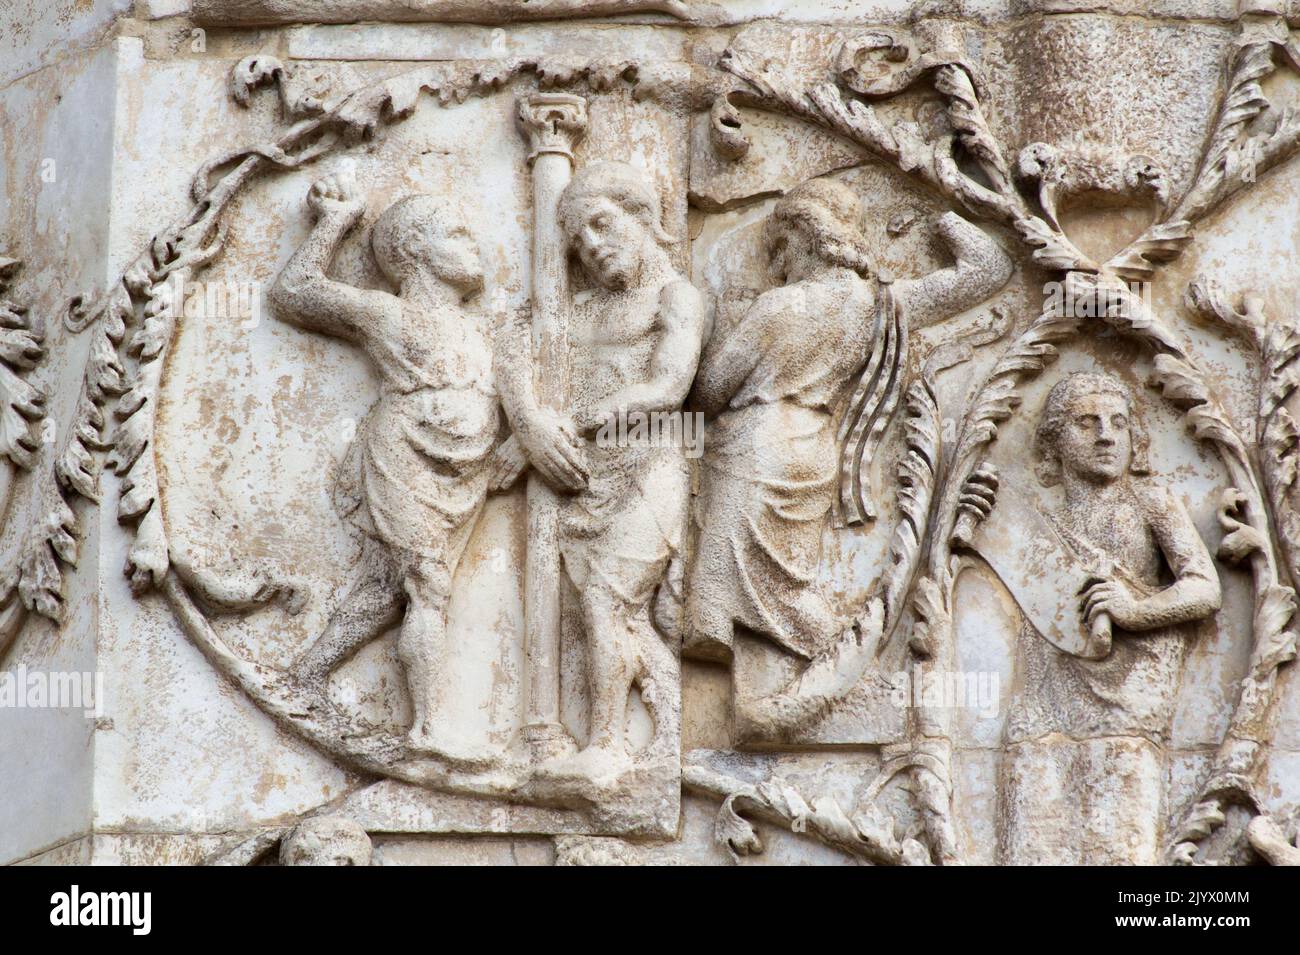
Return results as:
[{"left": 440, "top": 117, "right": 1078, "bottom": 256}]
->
[
  {"left": 736, "top": 600, "right": 885, "bottom": 742},
  {"left": 534, "top": 744, "right": 634, "bottom": 789},
  {"left": 405, "top": 725, "right": 499, "bottom": 770}
]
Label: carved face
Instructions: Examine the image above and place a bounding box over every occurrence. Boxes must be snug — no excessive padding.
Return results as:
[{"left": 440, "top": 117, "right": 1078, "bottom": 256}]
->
[
  {"left": 767, "top": 222, "right": 818, "bottom": 284},
  {"left": 371, "top": 197, "right": 483, "bottom": 297},
  {"left": 566, "top": 196, "right": 646, "bottom": 291},
  {"left": 1054, "top": 391, "right": 1133, "bottom": 484},
  {"left": 426, "top": 222, "right": 484, "bottom": 296}
]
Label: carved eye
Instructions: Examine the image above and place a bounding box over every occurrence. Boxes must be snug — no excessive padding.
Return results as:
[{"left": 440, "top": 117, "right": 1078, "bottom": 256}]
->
[
  {"left": 592, "top": 214, "right": 610, "bottom": 231},
  {"left": 1112, "top": 414, "right": 1128, "bottom": 429}
]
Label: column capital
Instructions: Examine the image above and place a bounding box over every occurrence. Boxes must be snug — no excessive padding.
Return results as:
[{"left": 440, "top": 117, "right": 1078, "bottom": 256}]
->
[{"left": 516, "top": 92, "right": 588, "bottom": 165}]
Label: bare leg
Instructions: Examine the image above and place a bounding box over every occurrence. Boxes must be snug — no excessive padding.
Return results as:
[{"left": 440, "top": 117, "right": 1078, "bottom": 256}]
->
[
  {"left": 292, "top": 554, "right": 404, "bottom": 687},
  {"left": 399, "top": 564, "right": 494, "bottom": 766},
  {"left": 633, "top": 615, "right": 680, "bottom": 759},
  {"left": 397, "top": 577, "right": 446, "bottom": 749},
  {"left": 541, "top": 585, "right": 636, "bottom": 781},
  {"left": 584, "top": 588, "right": 634, "bottom": 757}
]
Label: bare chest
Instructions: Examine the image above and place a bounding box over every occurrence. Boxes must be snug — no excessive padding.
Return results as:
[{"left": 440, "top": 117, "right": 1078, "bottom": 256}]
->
[
  {"left": 1058, "top": 500, "right": 1162, "bottom": 583},
  {"left": 570, "top": 288, "right": 662, "bottom": 397}
]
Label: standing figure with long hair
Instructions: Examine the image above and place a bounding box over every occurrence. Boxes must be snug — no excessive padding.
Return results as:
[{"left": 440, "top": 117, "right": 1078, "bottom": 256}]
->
[
  {"left": 495, "top": 162, "right": 706, "bottom": 784},
  {"left": 687, "top": 178, "right": 1013, "bottom": 671}
]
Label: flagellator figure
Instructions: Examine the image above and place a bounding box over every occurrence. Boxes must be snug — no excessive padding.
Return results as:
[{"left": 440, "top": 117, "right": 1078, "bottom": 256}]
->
[{"left": 271, "top": 172, "right": 501, "bottom": 766}]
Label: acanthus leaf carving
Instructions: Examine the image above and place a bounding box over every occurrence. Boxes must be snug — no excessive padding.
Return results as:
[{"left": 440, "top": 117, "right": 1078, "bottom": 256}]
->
[
  {"left": 682, "top": 753, "right": 923, "bottom": 866},
  {"left": 0, "top": 261, "right": 46, "bottom": 472}
]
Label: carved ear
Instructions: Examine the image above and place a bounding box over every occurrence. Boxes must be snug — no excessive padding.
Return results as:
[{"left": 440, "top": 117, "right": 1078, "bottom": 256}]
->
[{"left": 1035, "top": 453, "right": 1061, "bottom": 487}]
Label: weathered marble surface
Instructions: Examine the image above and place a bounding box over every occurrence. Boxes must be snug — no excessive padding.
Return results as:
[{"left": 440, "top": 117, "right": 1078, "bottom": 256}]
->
[{"left": 2, "top": 0, "right": 1300, "bottom": 866}]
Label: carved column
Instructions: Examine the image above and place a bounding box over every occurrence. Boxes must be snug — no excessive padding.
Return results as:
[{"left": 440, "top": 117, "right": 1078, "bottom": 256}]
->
[{"left": 515, "top": 92, "right": 587, "bottom": 761}]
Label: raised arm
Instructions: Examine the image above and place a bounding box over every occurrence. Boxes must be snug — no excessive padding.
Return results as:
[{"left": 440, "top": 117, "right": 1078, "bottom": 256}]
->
[
  {"left": 894, "top": 212, "right": 1014, "bottom": 329},
  {"left": 269, "top": 174, "right": 396, "bottom": 342},
  {"left": 580, "top": 279, "right": 706, "bottom": 429}
]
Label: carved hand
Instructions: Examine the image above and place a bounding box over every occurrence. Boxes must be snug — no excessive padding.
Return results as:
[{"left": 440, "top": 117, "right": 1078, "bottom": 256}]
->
[
  {"left": 518, "top": 408, "right": 588, "bottom": 493},
  {"left": 1080, "top": 578, "right": 1146, "bottom": 632},
  {"left": 306, "top": 173, "right": 365, "bottom": 227},
  {"left": 488, "top": 434, "right": 529, "bottom": 492},
  {"left": 573, "top": 405, "right": 619, "bottom": 437}
]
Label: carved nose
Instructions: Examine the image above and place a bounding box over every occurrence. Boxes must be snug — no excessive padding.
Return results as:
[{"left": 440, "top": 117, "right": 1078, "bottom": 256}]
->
[{"left": 583, "top": 228, "right": 609, "bottom": 257}]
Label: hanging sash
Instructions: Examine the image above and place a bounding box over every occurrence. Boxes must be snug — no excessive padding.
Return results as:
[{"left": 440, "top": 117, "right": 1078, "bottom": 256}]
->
[{"left": 836, "top": 276, "right": 906, "bottom": 527}]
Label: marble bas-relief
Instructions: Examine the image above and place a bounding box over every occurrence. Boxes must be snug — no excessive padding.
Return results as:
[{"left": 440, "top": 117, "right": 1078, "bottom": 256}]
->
[
  {"left": 496, "top": 159, "right": 704, "bottom": 786},
  {"left": 279, "top": 815, "right": 374, "bottom": 867},
  {"left": 686, "top": 179, "right": 1012, "bottom": 742},
  {"left": 4, "top": 0, "right": 1300, "bottom": 866},
  {"left": 272, "top": 174, "right": 500, "bottom": 766},
  {"left": 688, "top": 184, "right": 1011, "bottom": 662},
  {"left": 993, "top": 373, "right": 1222, "bottom": 865}
]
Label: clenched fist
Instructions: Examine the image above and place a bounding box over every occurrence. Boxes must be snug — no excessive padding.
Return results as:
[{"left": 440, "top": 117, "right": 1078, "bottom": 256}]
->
[{"left": 306, "top": 173, "right": 365, "bottom": 227}]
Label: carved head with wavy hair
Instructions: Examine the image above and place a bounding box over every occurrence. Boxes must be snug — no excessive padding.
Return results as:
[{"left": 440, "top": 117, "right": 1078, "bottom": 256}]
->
[
  {"left": 1035, "top": 372, "right": 1150, "bottom": 488},
  {"left": 558, "top": 161, "right": 674, "bottom": 291},
  {"left": 764, "top": 177, "right": 874, "bottom": 284},
  {"left": 279, "top": 815, "right": 372, "bottom": 867},
  {"left": 370, "top": 195, "right": 483, "bottom": 299}
]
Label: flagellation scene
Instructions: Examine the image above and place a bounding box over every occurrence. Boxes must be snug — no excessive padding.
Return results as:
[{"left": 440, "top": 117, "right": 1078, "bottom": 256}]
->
[{"left": 2, "top": 0, "right": 1300, "bottom": 866}]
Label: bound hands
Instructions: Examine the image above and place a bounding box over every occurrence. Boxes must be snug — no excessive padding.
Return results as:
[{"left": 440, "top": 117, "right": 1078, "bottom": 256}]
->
[{"left": 507, "top": 408, "right": 588, "bottom": 493}]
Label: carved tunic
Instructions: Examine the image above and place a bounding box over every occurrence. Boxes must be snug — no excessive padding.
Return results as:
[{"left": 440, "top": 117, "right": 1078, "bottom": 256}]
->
[
  {"left": 690, "top": 275, "right": 878, "bottom": 659},
  {"left": 339, "top": 304, "right": 498, "bottom": 593},
  {"left": 1004, "top": 485, "right": 1212, "bottom": 744}
]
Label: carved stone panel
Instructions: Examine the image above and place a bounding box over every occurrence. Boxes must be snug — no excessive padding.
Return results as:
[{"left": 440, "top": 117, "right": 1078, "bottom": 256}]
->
[{"left": 3, "top": 0, "right": 1300, "bottom": 867}]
